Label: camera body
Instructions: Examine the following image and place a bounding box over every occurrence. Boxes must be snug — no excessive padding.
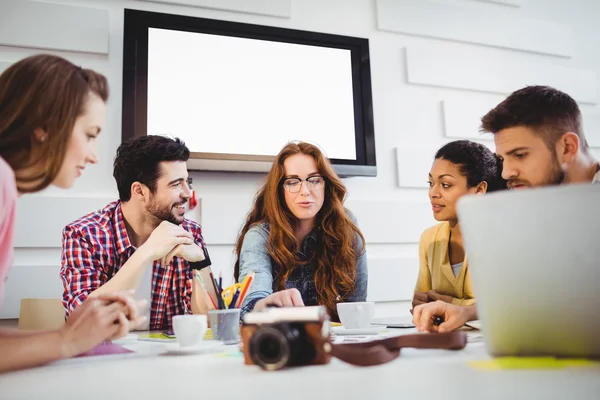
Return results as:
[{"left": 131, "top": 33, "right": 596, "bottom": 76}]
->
[{"left": 240, "top": 305, "right": 332, "bottom": 370}]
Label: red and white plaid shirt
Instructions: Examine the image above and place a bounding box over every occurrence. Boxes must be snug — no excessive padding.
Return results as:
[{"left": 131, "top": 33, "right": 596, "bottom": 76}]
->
[{"left": 60, "top": 200, "right": 206, "bottom": 330}]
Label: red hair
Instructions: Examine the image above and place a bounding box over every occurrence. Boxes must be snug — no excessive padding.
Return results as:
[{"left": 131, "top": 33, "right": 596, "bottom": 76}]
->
[{"left": 234, "top": 142, "right": 365, "bottom": 317}]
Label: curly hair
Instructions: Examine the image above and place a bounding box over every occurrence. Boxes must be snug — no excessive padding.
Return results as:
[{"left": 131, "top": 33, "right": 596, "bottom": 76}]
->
[
  {"left": 435, "top": 140, "right": 506, "bottom": 192},
  {"left": 233, "top": 142, "right": 365, "bottom": 317}
]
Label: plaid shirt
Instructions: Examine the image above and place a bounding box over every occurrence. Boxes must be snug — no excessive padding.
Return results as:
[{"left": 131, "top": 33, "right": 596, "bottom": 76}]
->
[{"left": 60, "top": 200, "right": 206, "bottom": 330}]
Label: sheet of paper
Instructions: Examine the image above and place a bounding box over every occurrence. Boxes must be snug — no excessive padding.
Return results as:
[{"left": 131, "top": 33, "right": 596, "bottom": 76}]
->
[
  {"left": 331, "top": 335, "right": 388, "bottom": 344},
  {"left": 465, "top": 320, "right": 482, "bottom": 330}
]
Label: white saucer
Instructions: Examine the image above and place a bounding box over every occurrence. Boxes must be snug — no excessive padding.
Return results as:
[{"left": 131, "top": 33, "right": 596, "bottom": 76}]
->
[
  {"left": 163, "top": 341, "right": 223, "bottom": 355},
  {"left": 331, "top": 326, "right": 383, "bottom": 336},
  {"left": 112, "top": 333, "right": 138, "bottom": 344}
]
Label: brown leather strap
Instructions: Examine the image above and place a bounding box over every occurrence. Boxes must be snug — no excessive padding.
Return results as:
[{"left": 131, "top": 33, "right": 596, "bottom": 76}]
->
[{"left": 330, "top": 332, "right": 467, "bottom": 366}]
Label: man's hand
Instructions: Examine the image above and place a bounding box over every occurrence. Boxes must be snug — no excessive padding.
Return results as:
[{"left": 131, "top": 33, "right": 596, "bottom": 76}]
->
[
  {"left": 254, "top": 289, "right": 305, "bottom": 311},
  {"left": 161, "top": 242, "right": 205, "bottom": 267},
  {"left": 412, "top": 292, "right": 429, "bottom": 309},
  {"left": 141, "top": 221, "right": 194, "bottom": 262},
  {"left": 426, "top": 290, "right": 454, "bottom": 304},
  {"left": 412, "top": 301, "right": 474, "bottom": 333}
]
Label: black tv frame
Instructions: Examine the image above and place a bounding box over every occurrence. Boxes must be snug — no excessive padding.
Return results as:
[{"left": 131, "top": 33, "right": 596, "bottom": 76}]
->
[{"left": 122, "top": 8, "right": 377, "bottom": 177}]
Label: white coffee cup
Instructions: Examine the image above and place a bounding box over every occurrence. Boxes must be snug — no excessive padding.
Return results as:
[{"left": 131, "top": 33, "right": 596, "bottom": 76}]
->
[
  {"left": 172, "top": 315, "right": 208, "bottom": 347},
  {"left": 336, "top": 301, "right": 375, "bottom": 329}
]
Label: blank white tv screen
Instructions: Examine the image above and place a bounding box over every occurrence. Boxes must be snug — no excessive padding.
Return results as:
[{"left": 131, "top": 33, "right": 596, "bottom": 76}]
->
[{"left": 147, "top": 28, "right": 357, "bottom": 161}]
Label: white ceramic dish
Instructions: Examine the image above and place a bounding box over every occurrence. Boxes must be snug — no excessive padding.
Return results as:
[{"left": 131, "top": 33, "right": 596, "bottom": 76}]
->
[{"left": 163, "top": 341, "right": 223, "bottom": 355}]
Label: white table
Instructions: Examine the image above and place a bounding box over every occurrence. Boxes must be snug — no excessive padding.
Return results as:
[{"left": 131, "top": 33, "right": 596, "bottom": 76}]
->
[{"left": 0, "top": 328, "right": 598, "bottom": 400}]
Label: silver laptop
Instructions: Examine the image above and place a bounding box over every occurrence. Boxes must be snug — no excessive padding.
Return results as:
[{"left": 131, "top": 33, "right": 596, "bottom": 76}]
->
[{"left": 457, "top": 183, "right": 600, "bottom": 358}]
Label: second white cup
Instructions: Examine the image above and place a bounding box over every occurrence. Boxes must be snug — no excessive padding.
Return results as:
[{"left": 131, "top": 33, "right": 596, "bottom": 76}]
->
[
  {"left": 172, "top": 314, "right": 208, "bottom": 347},
  {"left": 336, "top": 301, "right": 375, "bottom": 329}
]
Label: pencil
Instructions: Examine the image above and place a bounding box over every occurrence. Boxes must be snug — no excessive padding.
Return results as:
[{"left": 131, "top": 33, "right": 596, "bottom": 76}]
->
[
  {"left": 209, "top": 271, "right": 225, "bottom": 309},
  {"left": 228, "top": 287, "right": 241, "bottom": 309},
  {"left": 194, "top": 270, "right": 217, "bottom": 309},
  {"left": 235, "top": 271, "right": 255, "bottom": 308}
]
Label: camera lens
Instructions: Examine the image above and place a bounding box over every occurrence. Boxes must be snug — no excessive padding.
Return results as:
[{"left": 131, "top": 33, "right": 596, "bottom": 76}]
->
[{"left": 249, "top": 323, "right": 315, "bottom": 370}]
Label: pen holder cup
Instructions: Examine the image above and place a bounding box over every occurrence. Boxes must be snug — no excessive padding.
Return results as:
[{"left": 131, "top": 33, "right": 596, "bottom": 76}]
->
[{"left": 209, "top": 309, "right": 241, "bottom": 344}]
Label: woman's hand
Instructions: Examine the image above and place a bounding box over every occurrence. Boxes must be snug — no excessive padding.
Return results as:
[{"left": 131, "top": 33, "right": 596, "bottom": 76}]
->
[
  {"left": 59, "top": 291, "right": 147, "bottom": 357},
  {"left": 254, "top": 288, "right": 304, "bottom": 311}
]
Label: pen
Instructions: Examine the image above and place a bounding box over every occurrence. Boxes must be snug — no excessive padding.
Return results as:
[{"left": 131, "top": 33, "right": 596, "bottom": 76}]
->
[{"left": 228, "top": 287, "right": 241, "bottom": 309}]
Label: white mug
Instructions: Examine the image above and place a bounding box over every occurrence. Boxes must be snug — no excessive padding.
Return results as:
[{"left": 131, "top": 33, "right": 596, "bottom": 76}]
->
[
  {"left": 336, "top": 301, "right": 375, "bottom": 329},
  {"left": 172, "top": 314, "right": 208, "bottom": 347}
]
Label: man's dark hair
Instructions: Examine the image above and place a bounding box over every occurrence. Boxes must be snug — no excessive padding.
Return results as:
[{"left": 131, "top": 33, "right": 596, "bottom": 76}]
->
[
  {"left": 113, "top": 136, "right": 190, "bottom": 201},
  {"left": 480, "top": 85, "right": 588, "bottom": 152},
  {"left": 435, "top": 140, "right": 506, "bottom": 192}
]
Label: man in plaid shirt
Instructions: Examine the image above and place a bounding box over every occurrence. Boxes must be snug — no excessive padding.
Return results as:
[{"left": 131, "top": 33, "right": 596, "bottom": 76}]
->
[{"left": 60, "top": 136, "right": 211, "bottom": 331}]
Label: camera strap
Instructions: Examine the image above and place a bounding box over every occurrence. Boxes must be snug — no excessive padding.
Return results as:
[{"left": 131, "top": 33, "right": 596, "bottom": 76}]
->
[{"left": 329, "top": 331, "right": 467, "bottom": 366}]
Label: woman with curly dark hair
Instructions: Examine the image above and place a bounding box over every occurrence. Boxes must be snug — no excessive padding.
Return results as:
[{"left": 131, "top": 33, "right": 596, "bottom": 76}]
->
[
  {"left": 413, "top": 140, "right": 506, "bottom": 311},
  {"left": 234, "top": 142, "right": 367, "bottom": 320}
]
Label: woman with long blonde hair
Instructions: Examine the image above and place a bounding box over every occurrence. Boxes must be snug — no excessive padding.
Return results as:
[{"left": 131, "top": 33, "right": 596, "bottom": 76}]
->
[{"left": 234, "top": 142, "right": 367, "bottom": 320}]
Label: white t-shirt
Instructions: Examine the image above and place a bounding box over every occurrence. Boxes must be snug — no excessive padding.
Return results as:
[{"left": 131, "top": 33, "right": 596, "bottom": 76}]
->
[
  {"left": 134, "top": 264, "right": 154, "bottom": 330},
  {"left": 451, "top": 262, "right": 463, "bottom": 277}
]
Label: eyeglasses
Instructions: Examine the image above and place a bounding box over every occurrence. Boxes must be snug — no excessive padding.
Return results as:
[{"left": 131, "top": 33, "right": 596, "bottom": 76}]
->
[{"left": 282, "top": 176, "right": 325, "bottom": 193}]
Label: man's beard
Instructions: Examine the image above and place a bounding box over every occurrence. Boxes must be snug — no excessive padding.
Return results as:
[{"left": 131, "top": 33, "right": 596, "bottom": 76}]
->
[
  {"left": 147, "top": 199, "right": 187, "bottom": 225},
  {"left": 508, "top": 154, "right": 564, "bottom": 189}
]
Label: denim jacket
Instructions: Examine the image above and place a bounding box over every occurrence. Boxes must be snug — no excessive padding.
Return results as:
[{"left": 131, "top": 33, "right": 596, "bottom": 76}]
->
[{"left": 238, "top": 217, "right": 368, "bottom": 320}]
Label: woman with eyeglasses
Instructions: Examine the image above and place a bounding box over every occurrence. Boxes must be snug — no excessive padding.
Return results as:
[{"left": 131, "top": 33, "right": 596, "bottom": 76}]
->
[{"left": 234, "top": 142, "right": 367, "bottom": 320}]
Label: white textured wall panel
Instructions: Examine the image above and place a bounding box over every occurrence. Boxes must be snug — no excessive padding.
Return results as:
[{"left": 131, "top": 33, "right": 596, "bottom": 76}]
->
[
  {"left": 0, "top": 61, "right": 10, "bottom": 74},
  {"left": 376, "top": 0, "right": 571, "bottom": 57},
  {"left": 395, "top": 145, "right": 439, "bottom": 189},
  {"left": 367, "top": 257, "right": 418, "bottom": 302},
  {"left": 584, "top": 114, "right": 600, "bottom": 148},
  {"left": 0, "top": 0, "right": 109, "bottom": 54},
  {"left": 348, "top": 199, "right": 432, "bottom": 244},
  {"left": 14, "top": 196, "right": 115, "bottom": 248},
  {"left": 442, "top": 95, "right": 502, "bottom": 141},
  {"left": 406, "top": 45, "right": 597, "bottom": 104},
  {"left": 134, "top": 0, "right": 291, "bottom": 18},
  {"left": 442, "top": 95, "right": 600, "bottom": 149},
  {"left": 1, "top": 265, "right": 64, "bottom": 319},
  {"left": 201, "top": 196, "right": 255, "bottom": 245}
]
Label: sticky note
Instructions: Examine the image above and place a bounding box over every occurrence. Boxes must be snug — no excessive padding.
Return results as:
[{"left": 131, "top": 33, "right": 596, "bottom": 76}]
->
[
  {"left": 137, "top": 329, "right": 212, "bottom": 341},
  {"left": 469, "top": 357, "right": 598, "bottom": 370}
]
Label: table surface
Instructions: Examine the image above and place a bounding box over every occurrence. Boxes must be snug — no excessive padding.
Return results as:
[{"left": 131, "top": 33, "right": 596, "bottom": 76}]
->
[{"left": 0, "top": 327, "right": 598, "bottom": 400}]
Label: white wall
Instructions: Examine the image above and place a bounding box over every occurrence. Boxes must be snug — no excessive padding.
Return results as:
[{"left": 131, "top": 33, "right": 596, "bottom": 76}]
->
[{"left": 1, "top": 0, "right": 599, "bottom": 319}]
